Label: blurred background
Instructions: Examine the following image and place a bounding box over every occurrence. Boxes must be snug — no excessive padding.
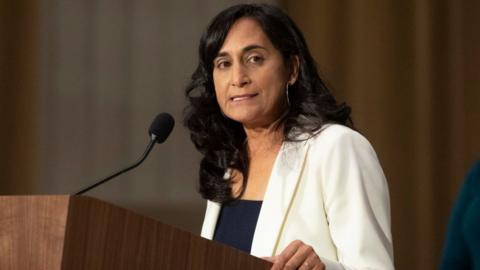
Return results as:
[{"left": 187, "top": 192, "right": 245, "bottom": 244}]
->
[{"left": 0, "top": 0, "right": 478, "bottom": 269}]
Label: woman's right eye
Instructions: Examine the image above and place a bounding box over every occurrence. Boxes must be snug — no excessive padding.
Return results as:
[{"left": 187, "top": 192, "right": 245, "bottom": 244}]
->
[{"left": 216, "top": 60, "right": 231, "bottom": 69}]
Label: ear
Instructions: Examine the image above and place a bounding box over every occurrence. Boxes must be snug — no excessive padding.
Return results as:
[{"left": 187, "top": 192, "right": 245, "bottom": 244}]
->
[{"left": 288, "top": 55, "right": 300, "bottom": 85}]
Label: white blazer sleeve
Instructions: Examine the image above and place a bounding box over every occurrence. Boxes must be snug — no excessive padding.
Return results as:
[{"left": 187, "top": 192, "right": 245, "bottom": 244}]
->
[{"left": 315, "top": 128, "right": 394, "bottom": 269}]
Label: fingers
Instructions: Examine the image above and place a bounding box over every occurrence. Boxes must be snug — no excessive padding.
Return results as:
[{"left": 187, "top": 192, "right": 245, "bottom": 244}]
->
[
  {"left": 284, "top": 244, "right": 313, "bottom": 269},
  {"left": 298, "top": 252, "right": 320, "bottom": 270},
  {"left": 269, "top": 240, "right": 325, "bottom": 270},
  {"left": 270, "top": 255, "right": 285, "bottom": 270},
  {"left": 281, "top": 239, "right": 304, "bottom": 260},
  {"left": 270, "top": 240, "right": 307, "bottom": 270},
  {"left": 270, "top": 240, "right": 302, "bottom": 270}
]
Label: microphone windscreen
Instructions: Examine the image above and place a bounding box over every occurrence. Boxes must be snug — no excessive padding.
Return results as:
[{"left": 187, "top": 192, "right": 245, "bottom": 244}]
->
[{"left": 149, "top": 113, "right": 175, "bottom": 143}]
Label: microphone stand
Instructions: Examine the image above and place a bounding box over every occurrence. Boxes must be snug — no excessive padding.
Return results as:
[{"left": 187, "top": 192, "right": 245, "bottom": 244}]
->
[{"left": 75, "top": 135, "right": 158, "bottom": 195}]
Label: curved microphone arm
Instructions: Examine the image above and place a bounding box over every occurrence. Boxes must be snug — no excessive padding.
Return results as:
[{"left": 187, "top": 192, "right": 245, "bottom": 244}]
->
[{"left": 75, "top": 136, "right": 157, "bottom": 195}]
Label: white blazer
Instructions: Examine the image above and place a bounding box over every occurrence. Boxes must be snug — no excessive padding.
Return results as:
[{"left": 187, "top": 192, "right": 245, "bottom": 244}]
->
[{"left": 201, "top": 124, "right": 394, "bottom": 270}]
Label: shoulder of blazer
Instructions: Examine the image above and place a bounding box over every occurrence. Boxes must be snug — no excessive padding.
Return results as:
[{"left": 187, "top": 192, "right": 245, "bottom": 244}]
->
[{"left": 307, "top": 124, "right": 377, "bottom": 159}]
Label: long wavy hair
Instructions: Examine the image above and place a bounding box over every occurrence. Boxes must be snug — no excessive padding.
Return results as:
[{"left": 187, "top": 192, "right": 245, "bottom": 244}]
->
[{"left": 184, "top": 4, "right": 353, "bottom": 203}]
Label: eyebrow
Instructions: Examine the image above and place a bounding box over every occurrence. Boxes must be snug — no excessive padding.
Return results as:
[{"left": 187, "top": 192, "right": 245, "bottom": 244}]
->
[{"left": 216, "top": 44, "right": 267, "bottom": 59}]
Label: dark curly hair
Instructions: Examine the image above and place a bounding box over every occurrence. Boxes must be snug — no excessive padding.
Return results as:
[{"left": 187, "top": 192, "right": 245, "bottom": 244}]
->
[{"left": 184, "top": 4, "right": 353, "bottom": 203}]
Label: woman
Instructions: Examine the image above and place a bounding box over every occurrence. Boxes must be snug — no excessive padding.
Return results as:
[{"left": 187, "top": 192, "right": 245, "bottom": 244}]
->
[{"left": 184, "top": 4, "right": 394, "bottom": 270}]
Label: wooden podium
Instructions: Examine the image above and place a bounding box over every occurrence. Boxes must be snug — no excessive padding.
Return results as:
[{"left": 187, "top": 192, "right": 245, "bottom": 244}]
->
[{"left": 0, "top": 196, "right": 272, "bottom": 270}]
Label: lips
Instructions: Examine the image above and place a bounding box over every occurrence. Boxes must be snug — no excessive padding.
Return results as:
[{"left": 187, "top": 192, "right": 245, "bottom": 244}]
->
[{"left": 230, "top": 93, "right": 258, "bottom": 102}]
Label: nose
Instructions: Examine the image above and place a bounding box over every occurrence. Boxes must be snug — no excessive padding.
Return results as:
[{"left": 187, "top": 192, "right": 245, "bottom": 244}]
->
[{"left": 231, "top": 63, "right": 250, "bottom": 88}]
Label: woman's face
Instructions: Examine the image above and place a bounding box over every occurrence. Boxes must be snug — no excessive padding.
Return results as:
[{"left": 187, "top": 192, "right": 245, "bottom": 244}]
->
[{"left": 213, "top": 17, "right": 295, "bottom": 128}]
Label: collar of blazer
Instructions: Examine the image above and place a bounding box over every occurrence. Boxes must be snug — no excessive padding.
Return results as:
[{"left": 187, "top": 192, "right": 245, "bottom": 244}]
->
[{"left": 201, "top": 137, "right": 311, "bottom": 257}]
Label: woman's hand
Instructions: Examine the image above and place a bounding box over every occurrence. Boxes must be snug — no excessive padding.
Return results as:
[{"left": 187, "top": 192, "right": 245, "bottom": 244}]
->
[{"left": 264, "top": 240, "right": 325, "bottom": 270}]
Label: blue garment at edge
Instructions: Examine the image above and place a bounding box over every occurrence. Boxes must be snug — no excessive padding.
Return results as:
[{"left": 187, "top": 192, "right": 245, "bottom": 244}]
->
[{"left": 440, "top": 160, "right": 480, "bottom": 270}]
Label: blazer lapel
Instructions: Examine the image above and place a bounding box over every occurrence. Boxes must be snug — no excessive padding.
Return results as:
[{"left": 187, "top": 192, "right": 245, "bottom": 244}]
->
[
  {"left": 250, "top": 139, "right": 310, "bottom": 257},
  {"left": 200, "top": 200, "right": 221, "bottom": 239}
]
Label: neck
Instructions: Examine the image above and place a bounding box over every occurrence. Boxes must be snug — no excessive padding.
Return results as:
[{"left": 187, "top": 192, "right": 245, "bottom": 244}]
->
[{"left": 243, "top": 117, "right": 285, "bottom": 155}]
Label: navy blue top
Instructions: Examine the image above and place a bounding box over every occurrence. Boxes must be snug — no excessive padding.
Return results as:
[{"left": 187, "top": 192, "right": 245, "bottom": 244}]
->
[
  {"left": 440, "top": 161, "right": 480, "bottom": 270},
  {"left": 213, "top": 200, "right": 263, "bottom": 253}
]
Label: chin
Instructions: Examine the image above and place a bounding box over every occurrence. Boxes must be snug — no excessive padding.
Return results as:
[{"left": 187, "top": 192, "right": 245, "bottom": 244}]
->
[{"left": 227, "top": 113, "right": 259, "bottom": 125}]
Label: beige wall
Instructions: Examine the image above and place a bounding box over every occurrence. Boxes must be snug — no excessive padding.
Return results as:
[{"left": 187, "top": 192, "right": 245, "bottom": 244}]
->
[{"left": 0, "top": 0, "right": 38, "bottom": 194}]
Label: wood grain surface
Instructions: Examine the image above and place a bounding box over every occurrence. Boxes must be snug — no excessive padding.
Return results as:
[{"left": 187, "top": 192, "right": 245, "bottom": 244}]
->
[
  {"left": 0, "top": 195, "right": 272, "bottom": 270},
  {"left": 0, "top": 196, "right": 69, "bottom": 270}
]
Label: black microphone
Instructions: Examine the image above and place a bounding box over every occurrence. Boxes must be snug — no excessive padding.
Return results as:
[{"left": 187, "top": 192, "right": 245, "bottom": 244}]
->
[{"left": 75, "top": 113, "right": 175, "bottom": 195}]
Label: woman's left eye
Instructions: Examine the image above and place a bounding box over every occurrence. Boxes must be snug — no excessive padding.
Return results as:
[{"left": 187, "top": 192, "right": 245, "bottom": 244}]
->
[{"left": 247, "top": 55, "right": 264, "bottom": 64}]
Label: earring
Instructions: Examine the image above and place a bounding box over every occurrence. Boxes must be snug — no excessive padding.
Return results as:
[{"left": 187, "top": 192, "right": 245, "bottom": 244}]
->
[{"left": 286, "top": 83, "right": 291, "bottom": 107}]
